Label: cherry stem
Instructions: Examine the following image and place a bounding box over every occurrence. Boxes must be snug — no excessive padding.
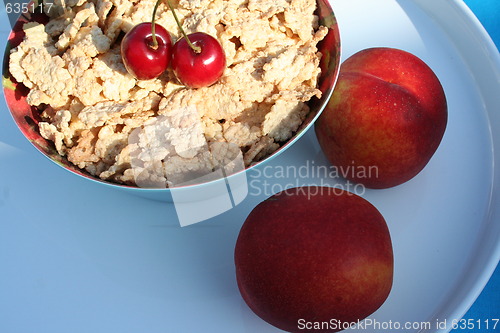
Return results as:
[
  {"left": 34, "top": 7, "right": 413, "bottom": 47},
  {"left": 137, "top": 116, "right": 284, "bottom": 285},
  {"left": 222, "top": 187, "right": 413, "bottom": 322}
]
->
[
  {"left": 150, "top": 0, "right": 162, "bottom": 49},
  {"left": 167, "top": 0, "right": 201, "bottom": 53}
]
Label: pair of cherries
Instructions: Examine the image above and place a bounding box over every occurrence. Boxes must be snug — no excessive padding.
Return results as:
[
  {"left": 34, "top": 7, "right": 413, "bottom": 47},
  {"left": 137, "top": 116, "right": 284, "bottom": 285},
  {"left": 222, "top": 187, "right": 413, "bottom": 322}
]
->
[{"left": 121, "top": 0, "right": 225, "bottom": 88}]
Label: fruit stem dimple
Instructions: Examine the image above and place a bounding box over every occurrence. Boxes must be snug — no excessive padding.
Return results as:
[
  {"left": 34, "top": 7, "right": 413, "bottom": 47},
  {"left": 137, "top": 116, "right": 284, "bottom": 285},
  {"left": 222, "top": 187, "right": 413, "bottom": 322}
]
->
[
  {"left": 167, "top": 0, "right": 201, "bottom": 53},
  {"left": 150, "top": 0, "right": 162, "bottom": 49}
]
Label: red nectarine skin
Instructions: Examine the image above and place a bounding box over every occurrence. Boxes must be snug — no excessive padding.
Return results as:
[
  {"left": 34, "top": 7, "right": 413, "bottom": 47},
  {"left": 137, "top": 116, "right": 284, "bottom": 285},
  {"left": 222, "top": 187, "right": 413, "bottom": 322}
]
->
[
  {"left": 234, "top": 188, "right": 394, "bottom": 333},
  {"left": 315, "top": 47, "right": 447, "bottom": 188},
  {"left": 340, "top": 48, "right": 446, "bottom": 115}
]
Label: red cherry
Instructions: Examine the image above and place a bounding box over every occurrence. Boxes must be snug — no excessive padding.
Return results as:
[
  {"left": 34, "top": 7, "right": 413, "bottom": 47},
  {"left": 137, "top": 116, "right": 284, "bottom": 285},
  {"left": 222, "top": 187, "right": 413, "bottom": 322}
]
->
[
  {"left": 121, "top": 22, "right": 172, "bottom": 80},
  {"left": 171, "top": 32, "right": 226, "bottom": 88}
]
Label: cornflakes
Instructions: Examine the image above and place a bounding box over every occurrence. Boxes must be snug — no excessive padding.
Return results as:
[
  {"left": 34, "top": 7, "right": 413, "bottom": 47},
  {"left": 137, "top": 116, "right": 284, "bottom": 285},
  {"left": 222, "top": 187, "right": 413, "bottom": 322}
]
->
[{"left": 9, "top": 0, "right": 327, "bottom": 187}]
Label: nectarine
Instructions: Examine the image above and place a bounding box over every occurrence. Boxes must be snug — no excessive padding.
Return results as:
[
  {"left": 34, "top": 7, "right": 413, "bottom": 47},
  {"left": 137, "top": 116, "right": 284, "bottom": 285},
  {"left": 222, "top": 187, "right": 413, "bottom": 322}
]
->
[
  {"left": 234, "top": 187, "right": 393, "bottom": 333},
  {"left": 315, "top": 47, "right": 447, "bottom": 188}
]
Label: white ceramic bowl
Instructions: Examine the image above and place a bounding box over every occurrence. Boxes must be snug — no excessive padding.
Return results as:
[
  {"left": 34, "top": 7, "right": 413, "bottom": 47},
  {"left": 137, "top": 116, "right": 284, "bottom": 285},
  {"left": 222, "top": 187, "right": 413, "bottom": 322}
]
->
[{"left": 2, "top": 0, "right": 341, "bottom": 204}]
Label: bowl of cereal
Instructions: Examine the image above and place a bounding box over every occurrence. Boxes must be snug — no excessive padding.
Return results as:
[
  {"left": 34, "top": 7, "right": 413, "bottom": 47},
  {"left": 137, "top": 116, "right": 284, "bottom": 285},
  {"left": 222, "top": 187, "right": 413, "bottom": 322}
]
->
[{"left": 3, "top": 0, "right": 340, "bottom": 203}]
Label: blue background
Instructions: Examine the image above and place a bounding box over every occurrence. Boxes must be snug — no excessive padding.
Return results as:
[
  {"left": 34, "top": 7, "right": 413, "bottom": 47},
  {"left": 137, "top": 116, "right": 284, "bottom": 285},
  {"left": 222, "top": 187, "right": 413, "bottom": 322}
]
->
[{"left": 454, "top": 1, "right": 499, "bottom": 332}]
